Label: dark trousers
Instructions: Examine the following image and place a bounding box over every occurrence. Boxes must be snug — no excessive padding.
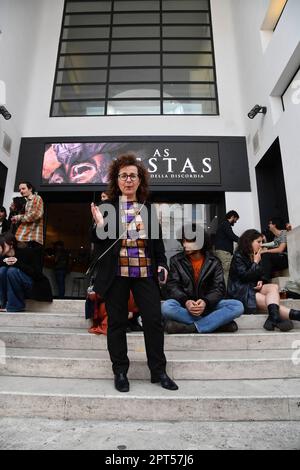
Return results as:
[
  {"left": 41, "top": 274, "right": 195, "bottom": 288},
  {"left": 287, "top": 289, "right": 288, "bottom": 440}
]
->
[
  {"left": 55, "top": 269, "right": 66, "bottom": 298},
  {"left": 17, "top": 241, "right": 44, "bottom": 271},
  {"left": 105, "top": 276, "right": 166, "bottom": 376},
  {"left": 260, "top": 252, "right": 288, "bottom": 281}
]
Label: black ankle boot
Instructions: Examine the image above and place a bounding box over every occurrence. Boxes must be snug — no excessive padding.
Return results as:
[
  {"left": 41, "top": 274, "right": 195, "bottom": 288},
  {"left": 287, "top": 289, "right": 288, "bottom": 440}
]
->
[
  {"left": 289, "top": 309, "right": 300, "bottom": 321},
  {"left": 264, "top": 304, "right": 294, "bottom": 332},
  {"left": 151, "top": 372, "right": 178, "bottom": 390},
  {"left": 114, "top": 372, "right": 130, "bottom": 392}
]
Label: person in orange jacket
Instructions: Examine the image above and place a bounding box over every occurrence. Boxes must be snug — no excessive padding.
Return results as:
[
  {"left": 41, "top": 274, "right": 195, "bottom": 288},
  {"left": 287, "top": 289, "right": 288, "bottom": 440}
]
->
[{"left": 87, "top": 290, "right": 141, "bottom": 335}]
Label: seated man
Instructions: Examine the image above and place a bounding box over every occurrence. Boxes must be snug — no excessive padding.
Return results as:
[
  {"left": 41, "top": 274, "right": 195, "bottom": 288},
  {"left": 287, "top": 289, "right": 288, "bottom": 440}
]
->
[
  {"left": 161, "top": 225, "right": 244, "bottom": 334},
  {"left": 260, "top": 217, "right": 289, "bottom": 282}
]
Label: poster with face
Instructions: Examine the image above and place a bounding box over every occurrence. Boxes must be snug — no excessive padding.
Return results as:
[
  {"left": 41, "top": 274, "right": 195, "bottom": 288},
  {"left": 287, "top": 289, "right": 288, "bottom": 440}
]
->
[
  {"left": 42, "top": 142, "right": 124, "bottom": 184},
  {"left": 42, "top": 141, "right": 220, "bottom": 185}
]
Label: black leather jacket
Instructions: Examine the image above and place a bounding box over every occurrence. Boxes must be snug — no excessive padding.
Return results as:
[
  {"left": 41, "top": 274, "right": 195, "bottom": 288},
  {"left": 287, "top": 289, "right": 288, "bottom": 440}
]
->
[
  {"left": 166, "top": 251, "right": 226, "bottom": 314},
  {"left": 227, "top": 251, "right": 264, "bottom": 314}
]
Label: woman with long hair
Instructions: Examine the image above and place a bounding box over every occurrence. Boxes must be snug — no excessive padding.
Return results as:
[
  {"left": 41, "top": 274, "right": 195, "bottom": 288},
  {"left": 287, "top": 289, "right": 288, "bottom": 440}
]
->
[
  {"left": 90, "top": 154, "right": 178, "bottom": 392},
  {"left": 227, "top": 229, "right": 300, "bottom": 331}
]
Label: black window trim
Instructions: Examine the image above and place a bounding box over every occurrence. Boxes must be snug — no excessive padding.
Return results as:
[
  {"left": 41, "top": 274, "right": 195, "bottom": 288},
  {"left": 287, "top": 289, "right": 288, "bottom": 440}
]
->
[{"left": 50, "top": 0, "right": 219, "bottom": 117}]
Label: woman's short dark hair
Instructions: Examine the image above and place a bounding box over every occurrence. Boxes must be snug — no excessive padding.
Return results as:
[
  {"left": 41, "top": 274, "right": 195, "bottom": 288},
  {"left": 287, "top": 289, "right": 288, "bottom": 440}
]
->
[
  {"left": 237, "top": 229, "right": 262, "bottom": 258},
  {"left": 107, "top": 153, "right": 149, "bottom": 202},
  {"left": 177, "top": 223, "right": 211, "bottom": 253}
]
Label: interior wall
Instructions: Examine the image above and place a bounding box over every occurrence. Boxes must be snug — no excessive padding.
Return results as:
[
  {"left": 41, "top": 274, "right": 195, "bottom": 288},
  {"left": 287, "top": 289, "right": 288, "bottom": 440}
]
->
[
  {"left": 0, "top": 0, "right": 43, "bottom": 210},
  {"left": 231, "top": 0, "right": 300, "bottom": 227}
]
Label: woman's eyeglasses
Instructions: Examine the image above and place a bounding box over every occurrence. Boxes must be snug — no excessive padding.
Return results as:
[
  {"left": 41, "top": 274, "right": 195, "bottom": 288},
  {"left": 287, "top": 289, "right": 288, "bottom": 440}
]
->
[{"left": 118, "top": 173, "right": 139, "bottom": 181}]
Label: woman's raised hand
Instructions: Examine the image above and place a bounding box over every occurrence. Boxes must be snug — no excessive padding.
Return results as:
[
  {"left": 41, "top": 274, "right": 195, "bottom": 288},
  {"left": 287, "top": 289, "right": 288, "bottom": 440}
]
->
[
  {"left": 253, "top": 248, "right": 262, "bottom": 264},
  {"left": 91, "top": 203, "right": 104, "bottom": 227}
]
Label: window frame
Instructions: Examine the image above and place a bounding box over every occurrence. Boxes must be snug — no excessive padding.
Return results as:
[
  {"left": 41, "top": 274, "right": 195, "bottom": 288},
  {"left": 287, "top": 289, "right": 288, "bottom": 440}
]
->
[{"left": 50, "top": 0, "right": 219, "bottom": 116}]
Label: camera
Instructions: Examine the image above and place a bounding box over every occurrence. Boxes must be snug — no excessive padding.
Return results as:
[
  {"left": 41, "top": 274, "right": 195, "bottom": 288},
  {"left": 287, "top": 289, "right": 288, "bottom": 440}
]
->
[
  {"left": 247, "top": 105, "right": 267, "bottom": 119},
  {"left": 0, "top": 105, "right": 12, "bottom": 120}
]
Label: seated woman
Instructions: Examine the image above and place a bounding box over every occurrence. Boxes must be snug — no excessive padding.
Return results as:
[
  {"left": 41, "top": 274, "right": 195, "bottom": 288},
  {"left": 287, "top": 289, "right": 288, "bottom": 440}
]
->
[
  {"left": 227, "top": 229, "right": 300, "bottom": 331},
  {"left": 85, "top": 291, "right": 108, "bottom": 335},
  {"left": 260, "top": 217, "right": 289, "bottom": 282},
  {"left": 86, "top": 290, "right": 142, "bottom": 335},
  {"left": 0, "top": 233, "right": 52, "bottom": 312},
  {"left": 161, "top": 225, "right": 244, "bottom": 334}
]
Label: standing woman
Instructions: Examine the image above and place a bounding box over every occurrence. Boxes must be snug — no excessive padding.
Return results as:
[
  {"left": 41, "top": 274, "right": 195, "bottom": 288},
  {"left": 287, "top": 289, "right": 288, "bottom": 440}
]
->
[
  {"left": 91, "top": 154, "right": 178, "bottom": 392},
  {"left": 227, "top": 229, "right": 299, "bottom": 331}
]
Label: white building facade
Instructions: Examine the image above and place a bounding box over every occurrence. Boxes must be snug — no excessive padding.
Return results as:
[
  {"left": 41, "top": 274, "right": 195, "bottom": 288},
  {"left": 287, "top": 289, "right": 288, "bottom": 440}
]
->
[{"left": 0, "top": 0, "right": 299, "bottom": 239}]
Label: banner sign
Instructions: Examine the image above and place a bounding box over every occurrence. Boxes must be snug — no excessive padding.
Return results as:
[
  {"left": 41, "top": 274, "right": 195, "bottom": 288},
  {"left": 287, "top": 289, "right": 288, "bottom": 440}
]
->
[{"left": 42, "top": 141, "right": 220, "bottom": 185}]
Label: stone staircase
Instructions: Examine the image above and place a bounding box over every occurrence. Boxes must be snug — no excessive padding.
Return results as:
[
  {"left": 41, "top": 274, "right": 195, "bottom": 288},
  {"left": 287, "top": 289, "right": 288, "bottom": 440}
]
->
[{"left": 0, "top": 300, "right": 300, "bottom": 422}]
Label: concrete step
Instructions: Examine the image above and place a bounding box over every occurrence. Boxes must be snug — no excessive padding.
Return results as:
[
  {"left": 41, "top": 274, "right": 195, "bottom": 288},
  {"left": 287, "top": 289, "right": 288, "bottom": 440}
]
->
[
  {"left": 1, "top": 417, "right": 300, "bottom": 450},
  {"left": 238, "top": 315, "right": 300, "bottom": 329},
  {"left": 24, "top": 298, "right": 300, "bottom": 314},
  {"left": 0, "top": 376, "right": 299, "bottom": 421},
  {"left": 1, "top": 327, "right": 299, "bottom": 351},
  {"left": 280, "top": 299, "right": 300, "bottom": 309},
  {"left": 271, "top": 276, "right": 290, "bottom": 289},
  {"left": 1, "top": 311, "right": 299, "bottom": 330},
  {"left": 0, "top": 313, "right": 90, "bottom": 329},
  {"left": 1, "top": 347, "right": 299, "bottom": 380},
  {"left": 26, "top": 300, "right": 85, "bottom": 313}
]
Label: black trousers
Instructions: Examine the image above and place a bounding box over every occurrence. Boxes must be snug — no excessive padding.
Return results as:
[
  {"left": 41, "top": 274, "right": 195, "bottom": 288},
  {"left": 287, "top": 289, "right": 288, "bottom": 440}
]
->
[
  {"left": 260, "top": 253, "right": 288, "bottom": 281},
  {"left": 105, "top": 276, "right": 166, "bottom": 376}
]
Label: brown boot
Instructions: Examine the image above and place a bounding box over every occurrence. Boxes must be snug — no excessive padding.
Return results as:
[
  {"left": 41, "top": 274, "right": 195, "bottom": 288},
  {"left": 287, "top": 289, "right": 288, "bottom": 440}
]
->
[{"left": 164, "top": 320, "right": 196, "bottom": 334}]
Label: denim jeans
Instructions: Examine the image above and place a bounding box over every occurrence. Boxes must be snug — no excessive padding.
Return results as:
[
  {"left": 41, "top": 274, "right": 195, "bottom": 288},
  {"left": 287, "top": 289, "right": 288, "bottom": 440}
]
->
[
  {"left": 161, "top": 299, "right": 244, "bottom": 333},
  {"left": 0, "top": 266, "right": 33, "bottom": 312}
]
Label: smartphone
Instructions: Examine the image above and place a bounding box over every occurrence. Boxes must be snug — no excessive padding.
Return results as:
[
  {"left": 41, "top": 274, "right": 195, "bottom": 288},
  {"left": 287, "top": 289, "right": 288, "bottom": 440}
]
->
[{"left": 158, "top": 270, "right": 165, "bottom": 282}]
